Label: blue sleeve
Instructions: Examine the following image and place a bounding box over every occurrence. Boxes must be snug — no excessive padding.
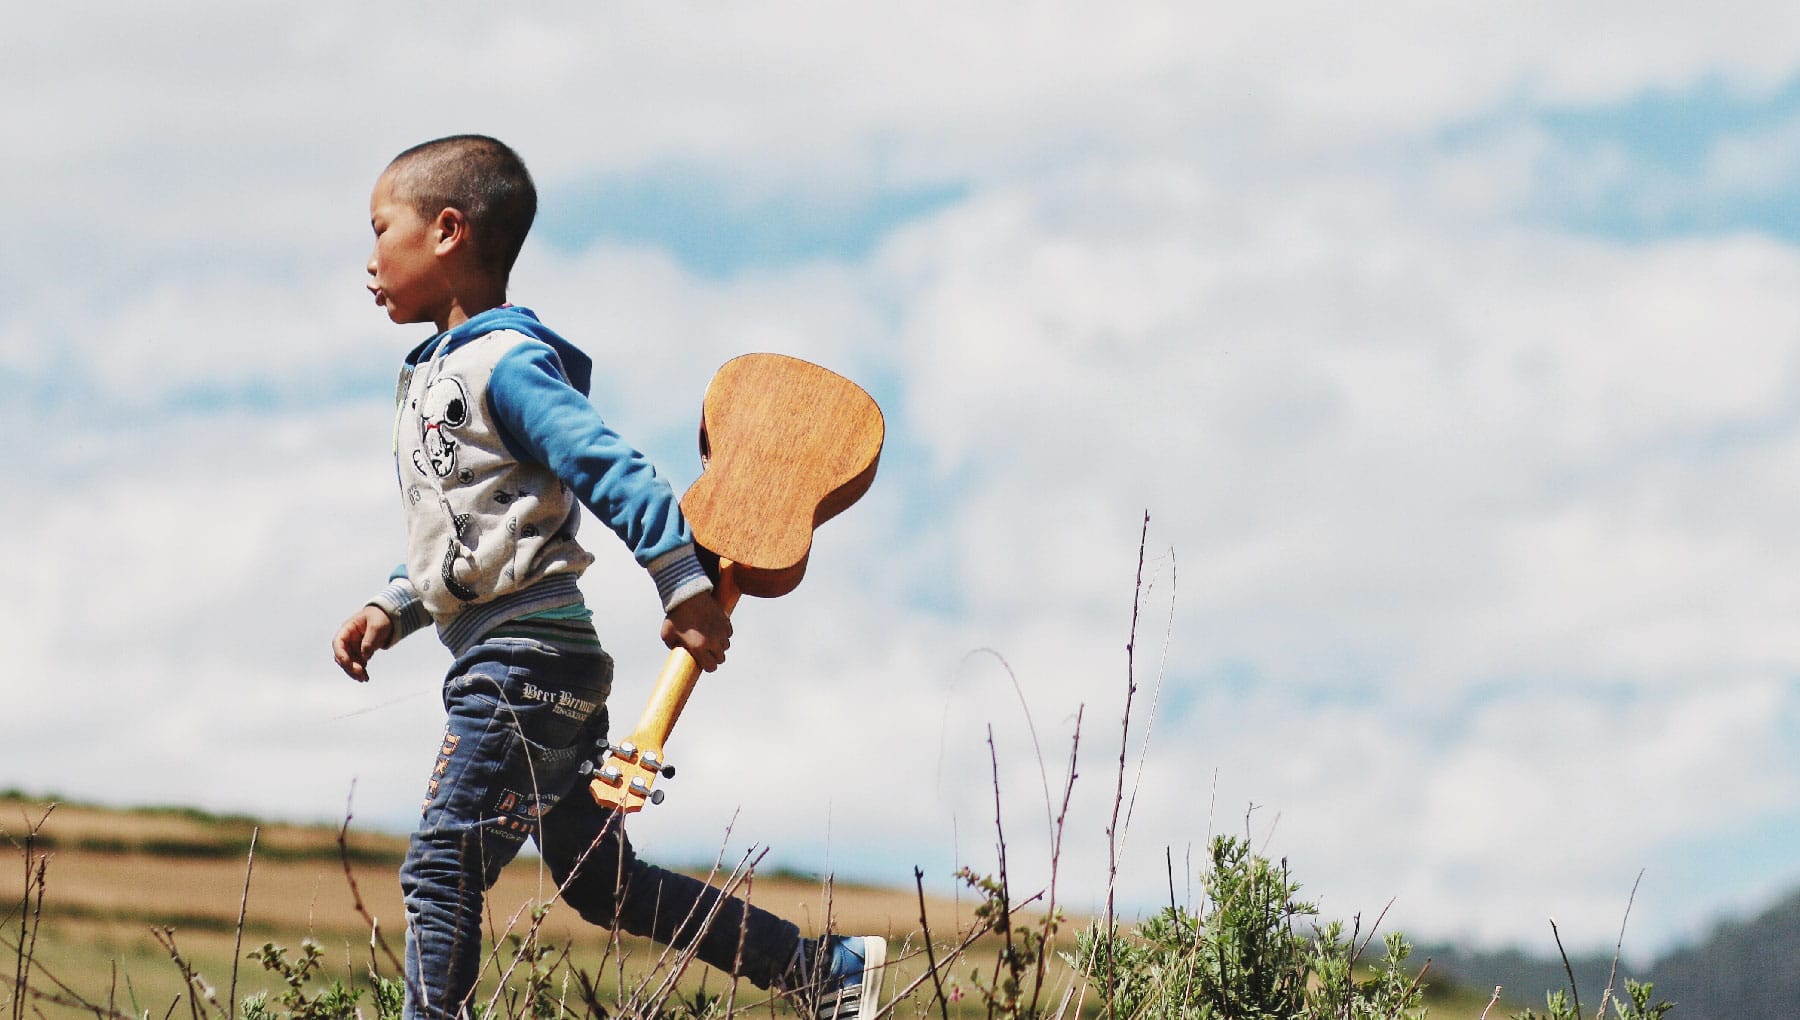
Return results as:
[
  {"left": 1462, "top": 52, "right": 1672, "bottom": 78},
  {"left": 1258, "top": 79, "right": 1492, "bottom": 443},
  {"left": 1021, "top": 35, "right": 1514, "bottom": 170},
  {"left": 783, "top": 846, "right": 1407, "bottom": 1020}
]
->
[
  {"left": 488, "top": 342, "right": 712, "bottom": 607},
  {"left": 368, "top": 568, "right": 432, "bottom": 644}
]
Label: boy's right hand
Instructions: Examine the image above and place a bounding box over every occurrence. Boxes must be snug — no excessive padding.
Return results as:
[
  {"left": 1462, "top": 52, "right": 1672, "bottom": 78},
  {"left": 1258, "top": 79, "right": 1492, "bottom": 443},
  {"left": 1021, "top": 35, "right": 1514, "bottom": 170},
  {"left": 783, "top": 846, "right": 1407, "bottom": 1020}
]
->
[
  {"left": 662, "top": 591, "right": 733, "bottom": 672},
  {"left": 332, "top": 605, "right": 393, "bottom": 682}
]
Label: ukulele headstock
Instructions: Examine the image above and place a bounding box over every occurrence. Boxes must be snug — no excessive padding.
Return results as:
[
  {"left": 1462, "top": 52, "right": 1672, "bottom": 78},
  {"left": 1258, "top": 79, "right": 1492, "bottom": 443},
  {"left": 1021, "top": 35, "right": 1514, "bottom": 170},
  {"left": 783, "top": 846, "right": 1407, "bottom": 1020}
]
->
[{"left": 584, "top": 737, "right": 676, "bottom": 814}]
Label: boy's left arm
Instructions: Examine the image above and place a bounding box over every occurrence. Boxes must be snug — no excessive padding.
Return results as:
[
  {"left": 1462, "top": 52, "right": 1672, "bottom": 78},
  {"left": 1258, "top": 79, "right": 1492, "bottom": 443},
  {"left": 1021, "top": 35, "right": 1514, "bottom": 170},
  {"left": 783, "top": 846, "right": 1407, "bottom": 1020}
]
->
[{"left": 490, "top": 343, "right": 728, "bottom": 668}]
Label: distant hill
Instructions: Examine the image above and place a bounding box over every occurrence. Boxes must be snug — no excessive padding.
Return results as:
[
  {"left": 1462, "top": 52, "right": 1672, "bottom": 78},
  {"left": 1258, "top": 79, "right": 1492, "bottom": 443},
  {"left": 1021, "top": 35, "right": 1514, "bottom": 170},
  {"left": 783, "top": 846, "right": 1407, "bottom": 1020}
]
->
[
  {"left": 1418, "top": 889, "right": 1800, "bottom": 1020},
  {"left": 1418, "top": 943, "right": 1650, "bottom": 1015},
  {"left": 1650, "top": 887, "right": 1800, "bottom": 1020}
]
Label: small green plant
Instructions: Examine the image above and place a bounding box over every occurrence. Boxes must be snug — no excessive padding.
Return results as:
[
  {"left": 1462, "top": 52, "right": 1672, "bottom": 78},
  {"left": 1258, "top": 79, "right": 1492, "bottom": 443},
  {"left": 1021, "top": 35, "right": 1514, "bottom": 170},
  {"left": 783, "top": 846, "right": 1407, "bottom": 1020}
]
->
[
  {"left": 1070, "top": 834, "right": 1427, "bottom": 1020},
  {"left": 1513, "top": 979, "right": 1673, "bottom": 1020},
  {"left": 952, "top": 865, "right": 1065, "bottom": 1018},
  {"left": 241, "top": 940, "right": 401, "bottom": 1020}
]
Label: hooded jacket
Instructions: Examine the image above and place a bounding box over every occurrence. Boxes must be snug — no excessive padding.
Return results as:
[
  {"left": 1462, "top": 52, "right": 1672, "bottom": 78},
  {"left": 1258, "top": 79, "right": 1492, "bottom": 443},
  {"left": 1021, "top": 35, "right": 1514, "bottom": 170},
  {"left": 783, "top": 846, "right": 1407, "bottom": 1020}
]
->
[{"left": 370, "top": 306, "right": 710, "bottom": 653}]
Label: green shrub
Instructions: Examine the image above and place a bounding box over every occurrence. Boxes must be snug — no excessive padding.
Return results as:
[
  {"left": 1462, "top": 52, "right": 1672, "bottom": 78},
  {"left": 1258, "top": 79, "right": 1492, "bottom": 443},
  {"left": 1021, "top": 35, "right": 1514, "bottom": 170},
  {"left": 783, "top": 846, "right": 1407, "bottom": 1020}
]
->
[
  {"left": 1513, "top": 979, "right": 1673, "bottom": 1020},
  {"left": 1069, "top": 834, "right": 1427, "bottom": 1020},
  {"left": 240, "top": 940, "right": 402, "bottom": 1020}
]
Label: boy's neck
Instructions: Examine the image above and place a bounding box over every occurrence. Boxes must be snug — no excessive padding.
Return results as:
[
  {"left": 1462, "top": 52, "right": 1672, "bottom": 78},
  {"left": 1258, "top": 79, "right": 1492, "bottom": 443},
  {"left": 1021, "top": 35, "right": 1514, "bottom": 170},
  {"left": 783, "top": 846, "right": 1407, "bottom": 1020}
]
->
[{"left": 438, "top": 287, "right": 508, "bottom": 334}]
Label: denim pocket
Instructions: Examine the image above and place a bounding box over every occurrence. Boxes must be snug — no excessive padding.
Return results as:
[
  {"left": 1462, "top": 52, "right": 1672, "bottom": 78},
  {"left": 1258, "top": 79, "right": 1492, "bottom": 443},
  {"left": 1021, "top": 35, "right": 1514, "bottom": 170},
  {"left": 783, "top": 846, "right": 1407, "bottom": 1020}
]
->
[{"left": 436, "top": 640, "right": 613, "bottom": 826}]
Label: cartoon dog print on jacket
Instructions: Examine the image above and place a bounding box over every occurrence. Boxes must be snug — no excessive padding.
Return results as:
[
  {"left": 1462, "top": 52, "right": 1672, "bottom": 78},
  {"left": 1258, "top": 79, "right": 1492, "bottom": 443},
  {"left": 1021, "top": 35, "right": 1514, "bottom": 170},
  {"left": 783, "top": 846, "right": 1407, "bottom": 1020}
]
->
[
  {"left": 414, "top": 375, "right": 469, "bottom": 480},
  {"left": 409, "top": 373, "right": 481, "bottom": 603}
]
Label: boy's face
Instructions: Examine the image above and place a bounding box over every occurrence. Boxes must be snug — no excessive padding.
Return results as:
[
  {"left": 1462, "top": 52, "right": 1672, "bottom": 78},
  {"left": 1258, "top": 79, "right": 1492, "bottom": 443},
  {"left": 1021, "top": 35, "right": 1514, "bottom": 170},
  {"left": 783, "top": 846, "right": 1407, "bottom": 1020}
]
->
[{"left": 367, "top": 170, "right": 452, "bottom": 329}]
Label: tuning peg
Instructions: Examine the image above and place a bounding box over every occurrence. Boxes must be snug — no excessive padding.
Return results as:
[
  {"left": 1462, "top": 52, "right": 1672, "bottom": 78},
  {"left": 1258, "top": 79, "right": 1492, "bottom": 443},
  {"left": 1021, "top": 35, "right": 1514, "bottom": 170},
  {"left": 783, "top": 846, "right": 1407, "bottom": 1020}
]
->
[
  {"left": 636, "top": 748, "right": 675, "bottom": 779},
  {"left": 628, "top": 777, "right": 666, "bottom": 805}
]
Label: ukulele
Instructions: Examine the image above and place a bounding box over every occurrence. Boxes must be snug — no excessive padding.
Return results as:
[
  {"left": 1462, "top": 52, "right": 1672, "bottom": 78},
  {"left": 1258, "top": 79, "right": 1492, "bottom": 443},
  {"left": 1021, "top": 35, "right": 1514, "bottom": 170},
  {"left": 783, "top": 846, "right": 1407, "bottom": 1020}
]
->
[{"left": 588, "top": 353, "right": 885, "bottom": 813}]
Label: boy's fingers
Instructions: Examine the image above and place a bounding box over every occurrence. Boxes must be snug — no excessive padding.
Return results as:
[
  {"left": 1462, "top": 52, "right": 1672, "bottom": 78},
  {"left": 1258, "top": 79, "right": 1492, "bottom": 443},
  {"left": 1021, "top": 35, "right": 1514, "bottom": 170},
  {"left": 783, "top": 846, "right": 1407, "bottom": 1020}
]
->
[{"left": 331, "top": 619, "right": 376, "bottom": 682}]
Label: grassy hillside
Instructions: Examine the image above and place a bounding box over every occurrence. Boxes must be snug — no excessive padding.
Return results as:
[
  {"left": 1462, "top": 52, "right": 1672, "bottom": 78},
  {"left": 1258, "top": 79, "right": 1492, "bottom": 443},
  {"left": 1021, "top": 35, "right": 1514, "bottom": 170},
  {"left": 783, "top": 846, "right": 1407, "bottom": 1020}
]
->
[
  {"left": 1, "top": 792, "right": 973, "bottom": 1020},
  {"left": 4, "top": 792, "right": 1509, "bottom": 1019}
]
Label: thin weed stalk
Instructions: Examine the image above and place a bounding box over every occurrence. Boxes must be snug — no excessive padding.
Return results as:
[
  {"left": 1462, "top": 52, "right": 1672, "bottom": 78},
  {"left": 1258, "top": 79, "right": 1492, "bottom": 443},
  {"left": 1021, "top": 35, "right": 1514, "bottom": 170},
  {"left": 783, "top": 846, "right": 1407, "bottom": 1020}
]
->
[
  {"left": 335, "top": 791, "right": 405, "bottom": 977},
  {"left": 1103, "top": 511, "right": 1152, "bottom": 1020},
  {"left": 228, "top": 827, "right": 258, "bottom": 1020},
  {"left": 8, "top": 804, "right": 55, "bottom": 1020},
  {"left": 914, "top": 868, "right": 951, "bottom": 1020}
]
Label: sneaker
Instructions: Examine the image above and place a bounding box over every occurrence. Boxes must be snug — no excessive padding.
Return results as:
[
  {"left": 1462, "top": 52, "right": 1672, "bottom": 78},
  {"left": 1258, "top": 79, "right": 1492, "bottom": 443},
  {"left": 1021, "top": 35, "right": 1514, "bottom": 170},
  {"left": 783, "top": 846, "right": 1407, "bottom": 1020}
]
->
[{"left": 803, "top": 934, "right": 887, "bottom": 1020}]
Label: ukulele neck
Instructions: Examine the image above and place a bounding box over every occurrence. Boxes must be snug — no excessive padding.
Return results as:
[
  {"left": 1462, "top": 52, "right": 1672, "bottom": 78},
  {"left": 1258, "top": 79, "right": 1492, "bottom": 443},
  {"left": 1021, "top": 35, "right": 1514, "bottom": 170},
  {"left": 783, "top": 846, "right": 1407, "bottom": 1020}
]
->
[{"left": 635, "top": 563, "right": 740, "bottom": 747}]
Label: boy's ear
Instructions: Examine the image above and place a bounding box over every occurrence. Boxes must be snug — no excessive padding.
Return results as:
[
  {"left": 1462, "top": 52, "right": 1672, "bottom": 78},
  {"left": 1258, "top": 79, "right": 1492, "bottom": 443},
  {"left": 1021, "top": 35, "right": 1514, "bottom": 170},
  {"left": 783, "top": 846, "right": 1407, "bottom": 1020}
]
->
[{"left": 433, "top": 206, "right": 470, "bottom": 258}]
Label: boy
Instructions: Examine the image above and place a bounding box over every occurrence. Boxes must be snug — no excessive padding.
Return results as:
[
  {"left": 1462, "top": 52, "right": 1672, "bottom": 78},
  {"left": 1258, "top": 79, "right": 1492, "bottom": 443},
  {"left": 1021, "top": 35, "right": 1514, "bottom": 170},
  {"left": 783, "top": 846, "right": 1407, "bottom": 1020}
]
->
[{"left": 331, "top": 135, "right": 884, "bottom": 1020}]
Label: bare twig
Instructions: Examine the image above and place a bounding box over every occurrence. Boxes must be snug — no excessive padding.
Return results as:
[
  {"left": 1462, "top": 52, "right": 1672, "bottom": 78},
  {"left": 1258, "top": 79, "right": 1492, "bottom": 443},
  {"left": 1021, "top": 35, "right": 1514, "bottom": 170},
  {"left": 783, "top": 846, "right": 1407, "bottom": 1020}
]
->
[
  {"left": 724, "top": 866, "right": 750, "bottom": 1020},
  {"left": 227, "top": 827, "right": 257, "bottom": 1020},
  {"left": 1166, "top": 846, "right": 1178, "bottom": 916},
  {"left": 1345, "top": 898, "right": 1396, "bottom": 974},
  {"left": 1549, "top": 918, "right": 1582, "bottom": 1020},
  {"left": 151, "top": 927, "right": 222, "bottom": 1020},
  {"left": 1103, "top": 510, "right": 1152, "bottom": 1020},
  {"left": 1030, "top": 708, "right": 1082, "bottom": 1012},
  {"left": 9, "top": 805, "right": 56, "bottom": 1020},
  {"left": 1121, "top": 546, "right": 1176, "bottom": 845},
  {"left": 19, "top": 856, "right": 45, "bottom": 1020},
  {"left": 1479, "top": 984, "right": 1504, "bottom": 1020},
  {"left": 914, "top": 868, "right": 950, "bottom": 1020},
  {"left": 1597, "top": 870, "right": 1645, "bottom": 1020},
  {"left": 335, "top": 787, "right": 405, "bottom": 976},
  {"left": 983, "top": 726, "right": 1015, "bottom": 1009}
]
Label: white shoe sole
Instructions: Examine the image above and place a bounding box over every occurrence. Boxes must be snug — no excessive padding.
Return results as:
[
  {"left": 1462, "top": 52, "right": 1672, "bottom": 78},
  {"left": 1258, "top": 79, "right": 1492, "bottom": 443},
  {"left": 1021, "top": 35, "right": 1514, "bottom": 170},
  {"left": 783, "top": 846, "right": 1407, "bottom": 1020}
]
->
[
  {"left": 855, "top": 936, "right": 887, "bottom": 1018},
  {"left": 817, "top": 937, "right": 887, "bottom": 1020}
]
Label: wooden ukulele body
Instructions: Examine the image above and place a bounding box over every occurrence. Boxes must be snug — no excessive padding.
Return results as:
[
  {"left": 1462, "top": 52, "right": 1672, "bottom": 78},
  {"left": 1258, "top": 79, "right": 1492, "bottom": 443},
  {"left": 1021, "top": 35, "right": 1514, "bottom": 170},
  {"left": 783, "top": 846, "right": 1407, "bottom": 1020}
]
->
[
  {"left": 588, "top": 354, "right": 884, "bottom": 814},
  {"left": 683, "top": 353, "right": 885, "bottom": 597}
]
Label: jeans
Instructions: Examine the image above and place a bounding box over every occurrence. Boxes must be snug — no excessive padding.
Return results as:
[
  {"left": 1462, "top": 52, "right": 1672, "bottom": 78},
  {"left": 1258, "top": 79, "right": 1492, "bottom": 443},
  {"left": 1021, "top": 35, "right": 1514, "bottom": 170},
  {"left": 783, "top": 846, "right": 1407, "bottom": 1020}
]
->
[{"left": 398, "top": 637, "right": 802, "bottom": 1020}]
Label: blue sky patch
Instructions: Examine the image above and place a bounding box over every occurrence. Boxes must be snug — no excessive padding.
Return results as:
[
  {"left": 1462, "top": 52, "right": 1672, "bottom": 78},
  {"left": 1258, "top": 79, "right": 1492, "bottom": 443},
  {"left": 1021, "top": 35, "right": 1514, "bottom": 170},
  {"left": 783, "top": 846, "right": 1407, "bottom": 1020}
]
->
[
  {"left": 1535, "top": 76, "right": 1800, "bottom": 173},
  {"left": 1444, "top": 74, "right": 1800, "bottom": 243},
  {"left": 541, "top": 171, "right": 968, "bottom": 278}
]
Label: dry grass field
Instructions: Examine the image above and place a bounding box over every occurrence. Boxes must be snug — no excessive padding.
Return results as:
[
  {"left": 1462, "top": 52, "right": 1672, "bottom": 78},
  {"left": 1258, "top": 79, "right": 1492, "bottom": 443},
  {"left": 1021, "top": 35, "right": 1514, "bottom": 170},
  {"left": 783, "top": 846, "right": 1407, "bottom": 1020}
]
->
[
  {"left": 1, "top": 792, "right": 1053, "bottom": 1020},
  {"left": 5, "top": 793, "right": 1505, "bottom": 1019}
]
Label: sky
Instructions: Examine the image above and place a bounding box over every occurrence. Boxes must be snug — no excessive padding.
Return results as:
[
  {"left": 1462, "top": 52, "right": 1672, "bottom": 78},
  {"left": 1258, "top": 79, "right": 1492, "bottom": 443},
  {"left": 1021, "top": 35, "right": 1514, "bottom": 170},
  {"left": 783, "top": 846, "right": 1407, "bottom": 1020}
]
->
[{"left": 7, "top": 3, "right": 1800, "bottom": 964}]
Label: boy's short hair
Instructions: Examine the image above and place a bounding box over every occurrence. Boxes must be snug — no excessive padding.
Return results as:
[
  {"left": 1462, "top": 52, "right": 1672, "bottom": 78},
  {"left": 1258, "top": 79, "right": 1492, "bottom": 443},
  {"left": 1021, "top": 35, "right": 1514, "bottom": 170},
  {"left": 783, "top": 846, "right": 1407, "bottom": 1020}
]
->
[{"left": 387, "top": 135, "right": 537, "bottom": 279}]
